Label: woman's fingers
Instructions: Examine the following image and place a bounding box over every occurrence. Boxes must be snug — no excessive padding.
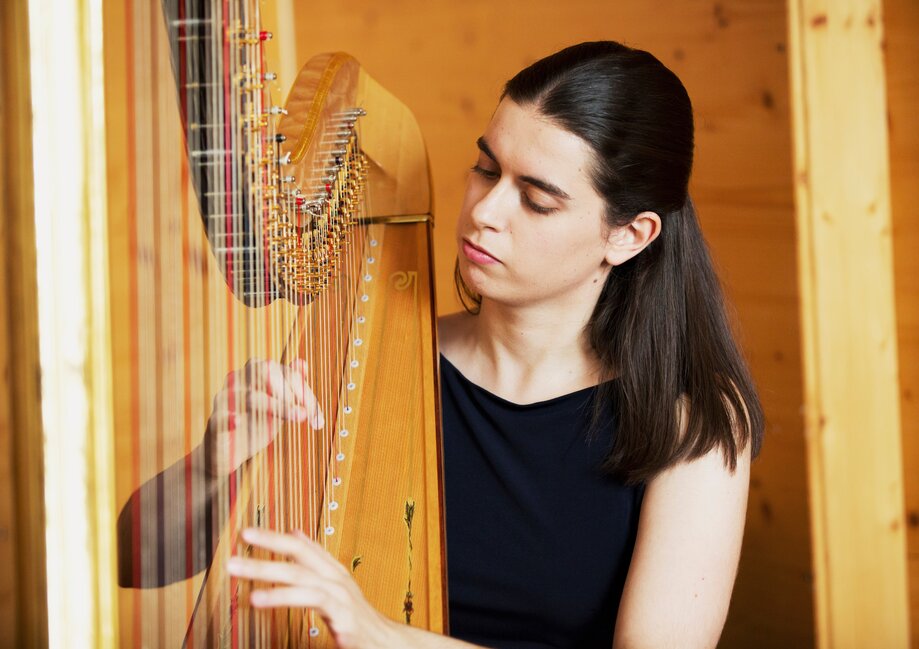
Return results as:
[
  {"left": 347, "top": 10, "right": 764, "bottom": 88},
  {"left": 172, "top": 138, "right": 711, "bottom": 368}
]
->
[
  {"left": 232, "top": 359, "right": 324, "bottom": 429},
  {"left": 241, "top": 528, "right": 346, "bottom": 580},
  {"left": 286, "top": 360, "right": 325, "bottom": 429},
  {"left": 265, "top": 361, "right": 297, "bottom": 409},
  {"left": 247, "top": 390, "right": 309, "bottom": 423},
  {"left": 249, "top": 585, "right": 329, "bottom": 610},
  {"left": 208, "top": 358, "right": 326, "bottom": 473},
  {"left": 213, "top": 389, "right": 306, "bottom": 424},
  {"left": 282, "top": 360, "right": 307, "bottom": 404},
  {"left": 228, "top": 527, "right": 399, "bottom": 649},
  {"left": 227, "top": 556, "right": 308, "bottom": 586}
]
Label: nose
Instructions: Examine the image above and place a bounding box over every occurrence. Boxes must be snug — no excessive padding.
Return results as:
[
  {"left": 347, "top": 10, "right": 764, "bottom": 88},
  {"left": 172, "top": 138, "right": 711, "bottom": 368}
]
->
[{"left": 467, "top": 179, "right": 509, "bottom": 232}]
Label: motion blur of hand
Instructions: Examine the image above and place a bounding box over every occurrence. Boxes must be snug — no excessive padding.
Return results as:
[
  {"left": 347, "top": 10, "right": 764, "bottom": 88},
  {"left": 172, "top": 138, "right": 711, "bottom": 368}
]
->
[{"left": 205, "top": 358, "right": 324, "bottom": 477}]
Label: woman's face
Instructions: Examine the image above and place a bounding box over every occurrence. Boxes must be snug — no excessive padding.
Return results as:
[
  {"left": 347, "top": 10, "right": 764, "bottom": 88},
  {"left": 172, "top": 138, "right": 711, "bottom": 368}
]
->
[{"left": 456, "top": 99, "right": 615, "bottom": 311}]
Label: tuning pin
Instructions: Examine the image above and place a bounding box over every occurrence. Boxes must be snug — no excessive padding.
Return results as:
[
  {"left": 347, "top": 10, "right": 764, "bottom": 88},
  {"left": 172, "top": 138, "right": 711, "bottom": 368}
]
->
[
  {"left": 270, "top": 106, "right": 288, "bottom": 115},
  {"left": 259, "top": 31, "right": 273, "bottom": 41},
  {"left": 263, "top": 72, "right": 277, "bottom": 81},
  {"left": 274, "top": 134, "right": 287, "bottom": 143}
]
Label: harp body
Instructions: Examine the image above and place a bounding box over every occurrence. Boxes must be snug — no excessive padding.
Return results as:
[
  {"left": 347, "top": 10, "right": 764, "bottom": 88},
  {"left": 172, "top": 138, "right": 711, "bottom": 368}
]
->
[{"left": 107, "top": 1, "right": 445, "bottom": 646}]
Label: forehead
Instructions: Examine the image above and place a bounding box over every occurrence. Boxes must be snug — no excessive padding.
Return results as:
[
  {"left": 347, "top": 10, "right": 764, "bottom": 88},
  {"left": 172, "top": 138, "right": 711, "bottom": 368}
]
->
[{"left": 483, "top": 99, "right": 597, "bottom": 192}]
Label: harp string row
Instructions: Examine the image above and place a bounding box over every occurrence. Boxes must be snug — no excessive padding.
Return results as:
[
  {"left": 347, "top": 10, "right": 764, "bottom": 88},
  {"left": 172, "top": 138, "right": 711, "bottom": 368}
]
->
[
  {"left": 162, "top": 0, "right": 374, "bottom": 645},
  {"left": 118, "top": 0, "right": 444, "bottom": 643}
]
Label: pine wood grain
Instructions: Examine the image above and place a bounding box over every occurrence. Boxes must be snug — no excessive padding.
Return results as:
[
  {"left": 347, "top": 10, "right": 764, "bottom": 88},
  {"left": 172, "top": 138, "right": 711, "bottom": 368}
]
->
[
  {"left": 884, "top": 0, "right": 919, "bottom": 645},
  {"left": 0, "top": 0, "right": 48, "bottom": 646},
  {"left": 789, "top": 0, "right": 910, "bottom": 646}
]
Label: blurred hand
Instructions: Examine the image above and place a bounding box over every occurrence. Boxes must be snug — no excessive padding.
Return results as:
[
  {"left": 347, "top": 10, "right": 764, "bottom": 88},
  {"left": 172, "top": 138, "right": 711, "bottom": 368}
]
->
[
  {"left": 205, "top": 359, "right": 324, "bottom": 477},
  {"left": 228, "top": 528, "right": 400, "bottom": 649}
]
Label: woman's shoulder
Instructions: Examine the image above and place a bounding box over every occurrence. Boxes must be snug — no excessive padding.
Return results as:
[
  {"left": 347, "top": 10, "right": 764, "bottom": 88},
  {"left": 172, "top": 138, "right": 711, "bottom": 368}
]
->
[{"left": 437, "top": 311, "right": 476, "bottom": 364}]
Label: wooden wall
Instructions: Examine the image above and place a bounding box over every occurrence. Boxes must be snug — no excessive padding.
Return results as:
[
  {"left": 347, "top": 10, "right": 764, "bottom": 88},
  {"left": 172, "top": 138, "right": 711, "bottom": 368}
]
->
[
  {"left": 0, "top": 0, "right": 48, "bottom": 646},
  {"left": 886, "top": 0, "right": 919, "bottom": 644},
  {"left": 788, "top": 0, "right": 911, "bottom": 642},
  {"left": 289, "top": 1, "right": 810, "bottom": 646}
]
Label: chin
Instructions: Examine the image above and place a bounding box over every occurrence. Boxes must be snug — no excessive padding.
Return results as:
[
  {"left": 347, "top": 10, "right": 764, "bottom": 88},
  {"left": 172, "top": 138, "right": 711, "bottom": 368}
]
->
[
  {"left": 457, "top": 259, "right": 485, "bottom": 294},
  {"left": 457, "top": 258, "right": 534, "bottom": 308},
  {"left": 458, "top": 260, "right": 506, "bottom": 303}
]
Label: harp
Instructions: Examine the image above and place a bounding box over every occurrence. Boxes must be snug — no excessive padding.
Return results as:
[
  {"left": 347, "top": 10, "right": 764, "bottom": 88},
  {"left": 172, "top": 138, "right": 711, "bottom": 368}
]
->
[{"left": 108, "top": 1, "right": 445, "bottom": 646}]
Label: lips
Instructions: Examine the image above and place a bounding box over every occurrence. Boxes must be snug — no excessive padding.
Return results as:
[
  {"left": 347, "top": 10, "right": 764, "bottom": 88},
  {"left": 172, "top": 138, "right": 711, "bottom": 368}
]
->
[{"left": 462, "top": 238, "right": 501, "bottom": 265}]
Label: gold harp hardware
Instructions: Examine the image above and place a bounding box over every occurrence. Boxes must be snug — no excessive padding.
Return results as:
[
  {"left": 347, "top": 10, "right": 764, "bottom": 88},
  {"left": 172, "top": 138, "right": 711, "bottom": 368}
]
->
[{"left": 360, "top": 214, "right": 433, "bottom": 225}]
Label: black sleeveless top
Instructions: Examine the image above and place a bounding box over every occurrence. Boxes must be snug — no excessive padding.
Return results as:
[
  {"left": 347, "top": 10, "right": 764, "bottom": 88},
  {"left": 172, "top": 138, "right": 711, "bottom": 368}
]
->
[{"left": 441, "top": 355, "right": 644, "bottom": 649}]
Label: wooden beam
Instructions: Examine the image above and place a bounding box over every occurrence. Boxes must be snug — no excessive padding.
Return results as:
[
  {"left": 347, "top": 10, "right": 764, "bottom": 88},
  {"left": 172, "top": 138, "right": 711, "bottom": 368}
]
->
[
  {"left": 0, "top": 0, "right": 49, "bottom": 646},
  {"left": 883, "top": 0, "right": 919, "bottom": 639},
  {"left": 788, "top": 0, "right": 910, "bottom": 646}
]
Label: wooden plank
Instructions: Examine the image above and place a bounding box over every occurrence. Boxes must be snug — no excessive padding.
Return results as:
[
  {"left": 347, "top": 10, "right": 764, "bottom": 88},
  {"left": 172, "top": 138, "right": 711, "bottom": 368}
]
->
[
  {"left": 0, "top": 0, "right": 48, "bottom": 646},
  {"left": 0, "top": 199, "right": 17, "bottom": 646},
  {"left": 788, "top": 0, "right": 910, "bottom": 646},
  {"left": 85, "top": 0, "right": 119, "bottom": 643},
  {"left": 883, "top": 0, "right": 919, "bottom": 645}
]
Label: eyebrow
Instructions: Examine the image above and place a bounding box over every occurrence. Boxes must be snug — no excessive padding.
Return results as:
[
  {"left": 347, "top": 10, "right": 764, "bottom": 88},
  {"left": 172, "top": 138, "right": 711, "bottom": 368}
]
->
[{"left": 476, "top": 136, "right": 572, "bottom": 201}]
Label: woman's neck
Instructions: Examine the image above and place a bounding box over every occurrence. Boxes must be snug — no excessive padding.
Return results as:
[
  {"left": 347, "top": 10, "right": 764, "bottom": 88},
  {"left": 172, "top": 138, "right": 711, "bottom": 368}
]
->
[{"left": 447, "top": 297, "right": 604, "bottom": 404}]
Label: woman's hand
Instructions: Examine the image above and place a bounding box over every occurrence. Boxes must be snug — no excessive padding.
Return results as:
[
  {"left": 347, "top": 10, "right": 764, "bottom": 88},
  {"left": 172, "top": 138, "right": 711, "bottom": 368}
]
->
[
  {"left": 205, "top": 359, "right": 324, "bottom": 478},
  {"left": 228, "top": 528, "right": 401, "bottom": 649}
]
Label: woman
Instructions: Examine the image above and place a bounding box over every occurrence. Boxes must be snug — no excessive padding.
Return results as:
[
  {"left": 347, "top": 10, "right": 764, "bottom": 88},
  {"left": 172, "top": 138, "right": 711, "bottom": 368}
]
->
[{"left": 224, "top": 40, "right": 764, "bottom": 648}]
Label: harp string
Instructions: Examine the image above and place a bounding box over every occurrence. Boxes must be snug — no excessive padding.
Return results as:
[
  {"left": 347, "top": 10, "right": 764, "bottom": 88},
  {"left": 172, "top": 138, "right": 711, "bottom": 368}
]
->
[{"left": 171, "top": 0, "right": 187, "bottom": 628}]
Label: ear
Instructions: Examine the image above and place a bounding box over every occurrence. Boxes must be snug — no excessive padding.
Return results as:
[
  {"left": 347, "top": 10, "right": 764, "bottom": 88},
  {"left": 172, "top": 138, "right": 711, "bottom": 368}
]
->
[{"left": 603, "top": 211, "right": 662, "bottom": 266}]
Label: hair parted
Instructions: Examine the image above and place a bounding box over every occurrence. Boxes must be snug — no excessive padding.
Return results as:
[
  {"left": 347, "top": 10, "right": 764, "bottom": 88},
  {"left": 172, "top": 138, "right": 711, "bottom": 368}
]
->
[{"left": 456, "top": 41, "right": 764, "bottom": 484}]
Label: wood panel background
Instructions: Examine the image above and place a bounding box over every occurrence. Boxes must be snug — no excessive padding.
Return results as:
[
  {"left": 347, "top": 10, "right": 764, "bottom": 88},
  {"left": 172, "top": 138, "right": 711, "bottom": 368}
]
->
[
  {"left": 286, "top": 1, "right": 810, "bottom": 646},
  {"left": 788, "top": 0, "right": 910, "bottom": 643},
  {"left": 885, "top": 0, "right": 919, "bottom": 644},
  {"left": 0, "top": 0, "right": 48, "bottom": 647}
]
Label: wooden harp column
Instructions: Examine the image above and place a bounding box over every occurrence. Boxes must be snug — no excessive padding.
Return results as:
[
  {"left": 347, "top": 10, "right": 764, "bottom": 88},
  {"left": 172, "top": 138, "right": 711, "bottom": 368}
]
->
[{"left": 105, "top": 1, "right": 445, "bottom": 646}]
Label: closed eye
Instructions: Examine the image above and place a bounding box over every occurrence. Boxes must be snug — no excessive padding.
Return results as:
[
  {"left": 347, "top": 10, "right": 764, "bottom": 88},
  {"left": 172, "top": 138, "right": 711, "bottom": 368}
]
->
[
  {"left": 471, "top": 164, "right": 499, "bottom": 180},
  {"left": 472, "top": 165, "right": 557, "bottom": 215},
  {"left": 522, "top": 193, "right": 556, "bottom": 215}
]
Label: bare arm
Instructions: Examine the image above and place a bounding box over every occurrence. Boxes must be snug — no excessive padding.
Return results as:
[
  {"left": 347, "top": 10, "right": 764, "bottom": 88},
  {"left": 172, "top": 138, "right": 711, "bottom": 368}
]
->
[
  {"left": 612, "top": 440, "right": 751, "bottom": 648},
  {"left": 116, "top": 441, "right": 224, "bottom": 587}
]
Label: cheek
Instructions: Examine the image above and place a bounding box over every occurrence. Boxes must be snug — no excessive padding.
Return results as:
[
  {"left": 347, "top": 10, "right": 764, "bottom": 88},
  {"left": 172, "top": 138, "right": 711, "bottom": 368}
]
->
[{"left": 531, "top": 218, "right": 607, "bottom": 270}]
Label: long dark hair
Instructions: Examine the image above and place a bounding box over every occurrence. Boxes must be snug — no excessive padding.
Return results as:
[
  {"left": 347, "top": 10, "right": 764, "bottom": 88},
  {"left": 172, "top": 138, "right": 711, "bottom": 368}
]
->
[{"left": 456, "top": 41, "right": 764, "bottom": 484}]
